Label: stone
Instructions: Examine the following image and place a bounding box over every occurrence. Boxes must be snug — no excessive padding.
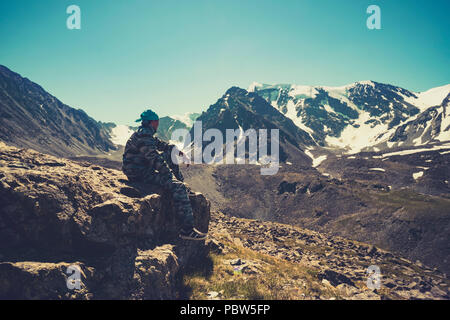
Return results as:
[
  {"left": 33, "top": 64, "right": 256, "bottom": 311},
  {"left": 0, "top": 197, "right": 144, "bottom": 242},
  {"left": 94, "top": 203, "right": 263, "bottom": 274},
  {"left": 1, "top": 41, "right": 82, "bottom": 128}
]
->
[
  {"left": 367, "top": 245, "right": 378, "bottom": 255},
  {"left": 317, "top": 270, "right": 355, "bottom": 287},
  {"left": 205, "top": 238, "right": 225, "bottom": 254},
  {"left": 321, "top": 279, "right": 332, "bottom": 287},
  {"left": 0, "top": 261, "right": 93, "bottom": 300},
  {"left": 230, "top": 258, "right": 243, "bottom": 266},
  {"left": 207, "top": 291, "right": 219, "bottom": 299}
]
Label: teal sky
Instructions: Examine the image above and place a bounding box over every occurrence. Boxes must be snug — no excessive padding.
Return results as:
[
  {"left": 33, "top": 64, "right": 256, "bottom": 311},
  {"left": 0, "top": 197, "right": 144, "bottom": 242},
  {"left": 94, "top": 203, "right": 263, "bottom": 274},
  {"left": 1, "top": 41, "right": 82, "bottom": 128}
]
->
[{"left": 1, "top": 0, "right": 449, "bottom": 125}]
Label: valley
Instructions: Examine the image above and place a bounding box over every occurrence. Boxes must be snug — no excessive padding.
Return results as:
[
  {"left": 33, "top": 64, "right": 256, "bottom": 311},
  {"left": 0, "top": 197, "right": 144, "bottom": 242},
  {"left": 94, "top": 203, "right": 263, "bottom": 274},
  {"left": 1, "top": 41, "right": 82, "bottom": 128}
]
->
[{"left": 1, "top": 64, "right": 449, "bottom": 299}]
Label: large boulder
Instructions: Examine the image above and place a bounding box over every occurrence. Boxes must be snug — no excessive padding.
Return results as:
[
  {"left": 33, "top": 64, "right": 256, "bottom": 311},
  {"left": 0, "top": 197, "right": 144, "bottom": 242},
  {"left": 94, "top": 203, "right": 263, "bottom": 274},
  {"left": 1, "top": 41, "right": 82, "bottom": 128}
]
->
[{"left": 0, "top": 142, "right": 210, "bottom": 299}]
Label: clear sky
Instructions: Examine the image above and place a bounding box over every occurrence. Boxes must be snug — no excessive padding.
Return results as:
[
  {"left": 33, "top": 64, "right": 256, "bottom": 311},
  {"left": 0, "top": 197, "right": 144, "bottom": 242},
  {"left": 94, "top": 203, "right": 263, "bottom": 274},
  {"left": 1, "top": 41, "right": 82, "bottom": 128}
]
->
[{"left": 1, "top": 0, "right": 449, "bottom": 125}]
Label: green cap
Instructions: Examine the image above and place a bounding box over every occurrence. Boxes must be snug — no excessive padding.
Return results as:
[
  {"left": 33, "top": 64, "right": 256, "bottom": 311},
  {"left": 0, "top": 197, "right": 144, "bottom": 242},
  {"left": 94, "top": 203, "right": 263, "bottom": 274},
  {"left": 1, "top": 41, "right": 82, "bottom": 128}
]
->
[{"left": 135, "top": 109, "right": 159, "bottom": 122}]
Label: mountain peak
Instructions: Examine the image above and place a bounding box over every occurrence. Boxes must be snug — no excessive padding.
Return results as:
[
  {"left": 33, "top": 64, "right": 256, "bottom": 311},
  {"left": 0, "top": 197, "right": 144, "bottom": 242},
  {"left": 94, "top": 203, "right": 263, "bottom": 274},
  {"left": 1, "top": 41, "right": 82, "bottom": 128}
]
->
[
  {"left": 225, "top": 86, "right": 248, "bottom": 96},
  {"left": 248, "top": 82, "right": 263, "bottom": 92},
  {"left": 354, "top": 80, "right": 376, "bottom": 87}
]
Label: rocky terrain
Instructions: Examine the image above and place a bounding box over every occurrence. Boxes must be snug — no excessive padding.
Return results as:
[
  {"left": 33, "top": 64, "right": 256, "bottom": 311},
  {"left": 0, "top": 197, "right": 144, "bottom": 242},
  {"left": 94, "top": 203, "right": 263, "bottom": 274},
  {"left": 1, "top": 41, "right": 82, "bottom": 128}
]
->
[
  {"left": 0, "top": 142, "right": 448, "bottom": 300},
  {"left": 317, "top": 143, "right": 450, "bottom": 196},
  {"left": 182, "top": 162, "right": 450, "bottom": 276},
  {"left": 190, "top": 211, "right": 449, "bottom": 300},
  {"left": 1, "top": 63, "right": 448, "bottom": 300},
  {"left": 0, "top": 142, "right": 209, "bottom": 299},
  {"left": 0, "top": 65, "right": 116, "bottom": 158},
  {"left": 63, "top": 147, "right": 450, "bottom": 278}
]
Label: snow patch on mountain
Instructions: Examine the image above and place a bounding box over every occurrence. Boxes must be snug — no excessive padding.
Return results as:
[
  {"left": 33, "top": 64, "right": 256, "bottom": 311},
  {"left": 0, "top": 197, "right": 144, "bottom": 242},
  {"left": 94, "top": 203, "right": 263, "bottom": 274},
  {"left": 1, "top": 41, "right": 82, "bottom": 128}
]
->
[
  {"left": 248, "top": 82, "right": 263, "bottom": 92},
  {"left": 305, "top": 149, "right": 327, "bottom": 167},
  {"left": 171, "top": 112, "right": 200, "bottom": 128},
  {"left": 284, "top": 100, "right": 315, "bottom": 137},
  {"left": 325, "top": 111, "right": 390, "bottom": 154},
  {"left": 437, "top": 105, "right": 450, "bottom": 142},
  {"left": 413, "top": 171, "right": 424, "bottom": 180},
  {"left": 290, "top": 85, "right": 320, "bottom": 98},
  {"left": 379, "top": 143, "right": 450, "bottom": 158},
  {"left": 110, "top": 125, "right": 134, "bottom": 146},
  {"left": 406, "top": 84, "right": 450, "bottom": 111}
]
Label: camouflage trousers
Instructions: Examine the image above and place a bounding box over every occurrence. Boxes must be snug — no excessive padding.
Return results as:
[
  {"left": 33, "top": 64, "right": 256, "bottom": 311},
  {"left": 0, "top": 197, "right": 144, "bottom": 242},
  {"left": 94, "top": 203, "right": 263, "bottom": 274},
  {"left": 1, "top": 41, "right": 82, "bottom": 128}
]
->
[{"left": 141, "top": 152, "right": 193, "bottom": 230}]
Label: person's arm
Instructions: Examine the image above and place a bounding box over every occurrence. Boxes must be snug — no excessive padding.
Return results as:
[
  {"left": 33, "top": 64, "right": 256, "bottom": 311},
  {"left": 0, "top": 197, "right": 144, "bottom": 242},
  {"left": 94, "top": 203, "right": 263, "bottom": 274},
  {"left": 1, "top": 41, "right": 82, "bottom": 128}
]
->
[
  {"left": 155, "top": 137, "right": 190, "bottom": 167},
  {"left": 155, "top": 138, "right": 174, "bottom": 153},
  {"left": 139, "top": 138, "right": 171, "bottom": 174}
]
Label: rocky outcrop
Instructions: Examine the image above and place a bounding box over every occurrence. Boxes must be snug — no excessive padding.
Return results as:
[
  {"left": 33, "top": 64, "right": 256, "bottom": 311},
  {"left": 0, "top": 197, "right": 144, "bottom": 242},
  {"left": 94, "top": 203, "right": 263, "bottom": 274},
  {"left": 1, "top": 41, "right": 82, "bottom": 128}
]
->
[{"left": 0, "top": 142, "right": 210, "bottom": 299}]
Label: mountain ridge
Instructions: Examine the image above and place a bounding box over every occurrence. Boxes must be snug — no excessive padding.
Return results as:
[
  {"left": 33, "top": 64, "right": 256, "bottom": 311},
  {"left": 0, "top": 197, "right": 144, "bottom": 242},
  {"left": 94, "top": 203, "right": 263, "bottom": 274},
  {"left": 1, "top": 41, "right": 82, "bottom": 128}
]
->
[
  {"left": 0, "top": 65, "right": 116, "bottom": 158},
  {"left": 250, "top": 81, "right": 449, "bottom": 153}
]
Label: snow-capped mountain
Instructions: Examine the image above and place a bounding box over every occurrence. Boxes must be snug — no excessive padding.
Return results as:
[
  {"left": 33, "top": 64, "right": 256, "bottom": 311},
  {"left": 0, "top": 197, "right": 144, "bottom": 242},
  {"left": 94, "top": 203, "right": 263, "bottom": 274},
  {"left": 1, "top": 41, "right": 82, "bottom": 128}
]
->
[
  {"left": 187, "top": 87, "right": 314, "bottom": 164},
  {"left": 250, "top": 81, "right": 450, "bottom": 153},
  {"left": 387, "top": 93, "right": 450, "bottom": 147},
  {"left": 108, "top": 124, "right": 135, "bottom": 146}
]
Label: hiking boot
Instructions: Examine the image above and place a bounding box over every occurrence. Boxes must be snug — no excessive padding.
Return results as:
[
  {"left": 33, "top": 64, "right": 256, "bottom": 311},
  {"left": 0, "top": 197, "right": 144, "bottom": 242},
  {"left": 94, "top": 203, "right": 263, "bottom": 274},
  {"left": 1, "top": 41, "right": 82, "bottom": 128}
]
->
[{"left": 179, "top": 228, "right": 207, "bottom": 241}]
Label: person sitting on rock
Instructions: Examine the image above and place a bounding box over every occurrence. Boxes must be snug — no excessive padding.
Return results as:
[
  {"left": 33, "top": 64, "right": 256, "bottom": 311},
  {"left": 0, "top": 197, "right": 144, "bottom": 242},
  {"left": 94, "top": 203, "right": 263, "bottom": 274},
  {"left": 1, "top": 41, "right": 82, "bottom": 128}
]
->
[{"left": 122, "top": 109, "right": 207, "bottom": 241}]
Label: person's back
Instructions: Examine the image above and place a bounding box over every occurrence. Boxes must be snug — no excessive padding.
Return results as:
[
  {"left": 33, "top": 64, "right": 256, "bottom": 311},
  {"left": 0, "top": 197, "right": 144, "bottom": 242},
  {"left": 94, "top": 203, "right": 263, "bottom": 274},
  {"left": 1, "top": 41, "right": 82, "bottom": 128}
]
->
[
  {"left": 122, "top": 109, "right": 207, "bottom": 241},
  {"left": 123, "top": 126, "right": 155, "bottom": 179}
]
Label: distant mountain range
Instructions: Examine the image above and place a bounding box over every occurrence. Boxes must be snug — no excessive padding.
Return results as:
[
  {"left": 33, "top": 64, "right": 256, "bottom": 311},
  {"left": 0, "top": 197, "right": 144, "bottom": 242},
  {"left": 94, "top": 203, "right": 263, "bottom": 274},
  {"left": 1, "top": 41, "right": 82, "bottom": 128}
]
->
[
  {"left": 250, "top": 81, "right": 449, "bottom": 153},
  {"left": 1, "top": 66, "right": 449, "bottom": 279},
  {"left": 1, "top": 64, "right": 448, "bottom": 163},
  {"left": 104, "top": 81, "right": 449, "bottom": 160},
  {"left": 0, "top": 64, "right": 201, "bottom": 156}
]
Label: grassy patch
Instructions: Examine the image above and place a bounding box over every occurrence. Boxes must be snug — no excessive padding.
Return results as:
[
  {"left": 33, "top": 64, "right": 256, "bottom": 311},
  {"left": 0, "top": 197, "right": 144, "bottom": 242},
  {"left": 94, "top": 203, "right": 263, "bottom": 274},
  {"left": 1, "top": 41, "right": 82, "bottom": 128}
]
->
[
  {"left": 182, "top": 234, "right": 339, "bottom": 300},
  {"left": 358, "top": 189, "right": 450, "bottom": 220}
]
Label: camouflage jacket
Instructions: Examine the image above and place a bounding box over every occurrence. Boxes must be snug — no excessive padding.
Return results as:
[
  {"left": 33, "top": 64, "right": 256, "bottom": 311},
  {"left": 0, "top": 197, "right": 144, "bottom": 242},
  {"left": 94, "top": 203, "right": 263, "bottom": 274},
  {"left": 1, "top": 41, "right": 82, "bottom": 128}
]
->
[{"left": 122, "top": 125, "right": 174, "bottom": 179}]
